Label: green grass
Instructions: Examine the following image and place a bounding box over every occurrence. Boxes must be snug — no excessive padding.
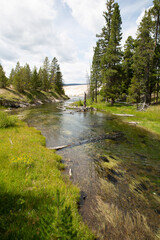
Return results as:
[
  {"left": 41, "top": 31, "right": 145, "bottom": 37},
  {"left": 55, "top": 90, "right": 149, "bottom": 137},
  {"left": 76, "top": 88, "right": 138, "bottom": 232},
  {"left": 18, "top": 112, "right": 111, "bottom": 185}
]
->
[
  {"left": 72, "top": 99, "right": 84, "bottom": 107},
  {"left": 86, "top": 98, "right": 160, "bottom": 135},
  {"left": 0, "top": 112, "right": 17, "bottom": 128},
  {"left": 0, "top": 118, "right": 94, "bottom": 239}
]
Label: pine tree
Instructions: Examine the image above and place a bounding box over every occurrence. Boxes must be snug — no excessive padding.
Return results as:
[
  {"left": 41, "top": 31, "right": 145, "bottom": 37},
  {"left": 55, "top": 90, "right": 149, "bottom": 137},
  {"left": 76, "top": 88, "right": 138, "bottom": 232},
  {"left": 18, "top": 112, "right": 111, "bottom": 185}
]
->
[
  {"left": 90, "top": 41, "right": 102, "bottom": 102},
  {"left": 9, "top": 68, "right": 15, "bottom": 86},
  {"left": 129, "top": 10, "right": 154, "bottom": 104},
  {"left": 12, "top": 62, "right": 25, "bottom": 92},
  {"left": 122, "top": 36, "right": 135, "bottom": 95},
  {"left": 23, "top": 64, "right": 32, "bottom": 90},
  {"left": 102, "top": 3, "right": 122, "bottom": 105},
  {"left": 42, "top": 57, "right": 51, "bottom": 91},
  {"left": 50, "top": 57, "right": 58, "bottom": 89},
  {"left": 150, "top": 0, "right": 160, "bottom": 102},
  {"left": 0, "top": 64, "right": 8, "bottom": 88},
  {"left": 31, "top": 67, "right": 40, "bottom": 91},
  {"left": 97, "top": 0, "right": 115, "bottom": 53},
  {"left": 97, "top": 0, "right": 115, "bottom": 88},
  {"left": 55, "top": 65, "right": 64, "bottom": 95},
  {"left": 38, "top": 67, "right": 44, "bottom": 90}
]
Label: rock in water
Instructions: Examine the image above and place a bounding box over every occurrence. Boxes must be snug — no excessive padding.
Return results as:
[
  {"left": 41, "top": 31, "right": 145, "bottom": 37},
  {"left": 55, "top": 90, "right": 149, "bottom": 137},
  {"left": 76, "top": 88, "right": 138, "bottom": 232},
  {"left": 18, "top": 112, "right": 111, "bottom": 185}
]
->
[{"left": 69, "top": 168, "right": 72, "bottom": 177}]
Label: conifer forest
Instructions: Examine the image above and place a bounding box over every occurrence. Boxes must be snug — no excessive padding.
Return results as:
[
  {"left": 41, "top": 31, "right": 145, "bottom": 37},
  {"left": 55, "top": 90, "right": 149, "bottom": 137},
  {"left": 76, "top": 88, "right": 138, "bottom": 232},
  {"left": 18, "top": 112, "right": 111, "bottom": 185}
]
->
[{"left": 90, "top": 0, "right": 160, "bottom": 106}]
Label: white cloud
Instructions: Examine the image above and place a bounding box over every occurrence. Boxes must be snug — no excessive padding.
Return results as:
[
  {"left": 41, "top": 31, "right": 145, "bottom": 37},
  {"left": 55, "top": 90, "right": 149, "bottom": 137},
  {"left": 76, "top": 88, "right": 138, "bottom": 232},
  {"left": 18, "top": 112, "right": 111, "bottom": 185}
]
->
[
  {"left": 0, "top": 0, "right": 79, "bottom": 81},
  {"left": 0, "top": 0, "right": 153, "bottom": 84},
  {"left": 62, "top": 60, "right": 89, "bottom": 84},
  {"left": 63, "top": 0, "right": 106, "bottom": 33}
]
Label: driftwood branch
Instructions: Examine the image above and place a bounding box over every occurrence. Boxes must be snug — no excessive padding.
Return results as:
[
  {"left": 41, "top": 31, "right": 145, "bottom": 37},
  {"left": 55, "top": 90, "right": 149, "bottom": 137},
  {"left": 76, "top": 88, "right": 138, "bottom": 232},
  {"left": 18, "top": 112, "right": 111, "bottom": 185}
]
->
[
  {"left": 48, "top": 145, "right": 69, "bottom": 150},
  {"left": 48, "top": 132, "right": 124, "bottom": 151},
  {"left": 9, "top": 138, "right": 13, "bottom": 145}
]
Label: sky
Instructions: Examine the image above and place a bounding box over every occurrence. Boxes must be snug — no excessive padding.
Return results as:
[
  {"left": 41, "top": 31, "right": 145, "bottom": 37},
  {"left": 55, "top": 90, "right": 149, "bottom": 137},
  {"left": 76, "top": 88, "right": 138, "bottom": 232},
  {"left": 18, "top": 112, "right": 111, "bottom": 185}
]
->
[{"left": 0, "top": 0, "right": 153, "bottom": 84}]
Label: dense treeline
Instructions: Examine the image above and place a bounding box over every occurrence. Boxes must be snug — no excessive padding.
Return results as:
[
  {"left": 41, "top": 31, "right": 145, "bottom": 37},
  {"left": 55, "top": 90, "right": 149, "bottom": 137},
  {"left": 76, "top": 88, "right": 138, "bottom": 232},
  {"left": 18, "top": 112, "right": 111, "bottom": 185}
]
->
[
  {"left": 0, "top": 57, "right": 64, "bottom": 95},
  {"left": 90, "top": 0, "right": 160, "bottom": 106}
]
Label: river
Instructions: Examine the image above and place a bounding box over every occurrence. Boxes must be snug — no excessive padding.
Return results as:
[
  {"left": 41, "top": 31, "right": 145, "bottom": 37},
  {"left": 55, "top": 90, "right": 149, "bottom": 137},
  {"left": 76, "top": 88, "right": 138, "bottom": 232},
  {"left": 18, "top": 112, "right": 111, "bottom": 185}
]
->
[{"left": 13, "top": 99, "right": 160, "bottom": 240}]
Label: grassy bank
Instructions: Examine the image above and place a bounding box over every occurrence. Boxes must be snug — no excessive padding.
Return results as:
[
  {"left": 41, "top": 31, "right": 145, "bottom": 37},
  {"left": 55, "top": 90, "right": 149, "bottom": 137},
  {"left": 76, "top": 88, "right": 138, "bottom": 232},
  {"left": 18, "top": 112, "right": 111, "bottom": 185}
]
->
[
  {"left": 0, "top": 87, "right": 68, "bottom": 108},
  {"left": 84, "top": 99, "right": 160, "bottom": 135},
  {"left": 0, "top": 113, "right": 94, "bottom": 239}
]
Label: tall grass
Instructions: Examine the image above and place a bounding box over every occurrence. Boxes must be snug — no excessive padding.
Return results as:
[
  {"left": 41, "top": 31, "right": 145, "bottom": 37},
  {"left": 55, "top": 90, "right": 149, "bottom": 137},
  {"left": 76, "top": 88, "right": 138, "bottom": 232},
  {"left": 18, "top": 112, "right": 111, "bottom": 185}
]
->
[
  {"left": 96, "top": 196, "right": 154, "bottom": 240},
  {"left": 0, "top": 112, "right": 17, "bottom": 128}
]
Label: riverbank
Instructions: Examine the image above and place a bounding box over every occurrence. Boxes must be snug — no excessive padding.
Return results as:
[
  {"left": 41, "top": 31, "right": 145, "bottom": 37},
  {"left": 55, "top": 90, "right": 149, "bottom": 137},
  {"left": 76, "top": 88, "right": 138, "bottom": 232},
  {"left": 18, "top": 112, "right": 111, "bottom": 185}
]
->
[
  {"left": 0, "top": 87, "right": 68, "bottom": 108},
  {"left": 0, "top": 114, "right": 94, "bottom": 239},
  {"left": 2, "top": 100, "right": 160, "bottom": 239},
  {"left": 73, "top": 99, "right": 160, "bottom": 136}
]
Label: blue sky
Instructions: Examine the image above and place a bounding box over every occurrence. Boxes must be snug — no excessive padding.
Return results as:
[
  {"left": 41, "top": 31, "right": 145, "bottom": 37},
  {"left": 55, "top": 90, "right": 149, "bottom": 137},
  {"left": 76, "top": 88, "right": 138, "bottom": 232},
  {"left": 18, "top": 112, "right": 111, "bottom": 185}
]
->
[{"left": 0, "top": 0, "right": 153, "bottom": 84}]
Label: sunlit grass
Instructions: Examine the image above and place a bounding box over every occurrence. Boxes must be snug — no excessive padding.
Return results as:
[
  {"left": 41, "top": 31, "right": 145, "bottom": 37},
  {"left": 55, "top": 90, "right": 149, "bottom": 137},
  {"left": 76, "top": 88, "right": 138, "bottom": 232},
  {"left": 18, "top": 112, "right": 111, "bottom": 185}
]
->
[
  {"left": 0, "top": 119, "right": 94, "bottom": 239},
  {"left": 0, "top": 111, "right": 17, "bottom": 128},
  {"left": 86, "top": 98, "right": 160, "bottom": 135}
]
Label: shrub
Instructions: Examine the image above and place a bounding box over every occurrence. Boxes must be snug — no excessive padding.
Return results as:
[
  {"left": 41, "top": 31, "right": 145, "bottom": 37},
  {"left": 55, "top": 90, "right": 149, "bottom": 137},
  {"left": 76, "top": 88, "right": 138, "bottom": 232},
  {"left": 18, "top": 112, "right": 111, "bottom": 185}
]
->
[
  {"left": 0, "top": 111, "right": 17, "bottom": 128},
  {"left": 77, "top": 99, "right": 83, "bottom": 106}
]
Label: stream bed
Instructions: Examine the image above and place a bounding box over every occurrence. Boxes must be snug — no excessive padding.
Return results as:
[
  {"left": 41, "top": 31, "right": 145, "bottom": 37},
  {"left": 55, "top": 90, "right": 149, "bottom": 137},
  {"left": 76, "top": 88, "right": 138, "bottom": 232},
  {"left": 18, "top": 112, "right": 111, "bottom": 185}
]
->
[{"left": 13, "top": 99, "right": 160, "bottom": 240}]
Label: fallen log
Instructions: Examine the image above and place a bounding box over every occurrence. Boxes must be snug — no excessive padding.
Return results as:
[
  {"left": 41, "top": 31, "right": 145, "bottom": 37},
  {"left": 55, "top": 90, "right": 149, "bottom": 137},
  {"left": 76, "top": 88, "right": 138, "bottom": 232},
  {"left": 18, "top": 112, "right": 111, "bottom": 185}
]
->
[
  {"left": 47, "top": 132, "right": 125, "bottom": 151},
  {"left": 48, "top": 144, "right": 69, "bottom": 150},
  {"left": 128, "top": 121, "right": 139, "bottom": 125}
]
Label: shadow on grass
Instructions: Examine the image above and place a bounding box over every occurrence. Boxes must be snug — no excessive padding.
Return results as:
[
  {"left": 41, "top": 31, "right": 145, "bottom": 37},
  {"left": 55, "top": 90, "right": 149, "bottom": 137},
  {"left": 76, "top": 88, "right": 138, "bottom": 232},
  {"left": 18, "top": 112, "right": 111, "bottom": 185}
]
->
[{"left": 0, "top": 187, "right": 77, "bottom": 240}]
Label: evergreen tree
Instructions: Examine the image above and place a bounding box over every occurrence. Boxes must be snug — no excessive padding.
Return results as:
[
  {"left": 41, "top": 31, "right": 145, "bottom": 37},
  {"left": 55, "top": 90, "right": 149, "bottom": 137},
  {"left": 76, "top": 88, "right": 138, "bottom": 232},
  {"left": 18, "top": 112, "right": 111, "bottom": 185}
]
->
[
  {"left": 9, "top": 68, "right": 15, "bottom": 86},
  {"left": 0, "top": 64, "right": 8, "bottom": 88},
  {"left": 150, "top": 0, "right": 160, "bottom": 102},
  {"left": 42, "top": 57, "right": 51, "bottom": 91},
  {"left": 90, "top": 41, "right": 102, "bottom": 102},
  {"left": 12, "top": 62, "right": 25, "bottom": 92},
  {"left": 129, "top": 10, "right": 154, "bottom": 104},
  {"left": 23, "top": 64, "right": 32, "bottom": 90},
  {"left": 97, "top": 0, "right": 115, "bottom": 87},
  {"left": 54, "top": 65, "right": 64, "bottom": 95},
  {"left": 50, "top": 57, "right": 58, "bottom": 89},
  {"left": 38, "top": 67, "right": 44, "bottom": 90},
  {"left": 31, "top": 67, "right": 39, "bottom": 91},
  {"left": 97, "top": 0, "right": 115, "bottom": 53},
  {"left": 122, "top": 36, "right": 135, "bottom": 94},
  {"left": 101, "top": 3, "right": 122, "bottom": 105},
  {"left": 3, "top": 56, "right": 64, "bottom": 95}
]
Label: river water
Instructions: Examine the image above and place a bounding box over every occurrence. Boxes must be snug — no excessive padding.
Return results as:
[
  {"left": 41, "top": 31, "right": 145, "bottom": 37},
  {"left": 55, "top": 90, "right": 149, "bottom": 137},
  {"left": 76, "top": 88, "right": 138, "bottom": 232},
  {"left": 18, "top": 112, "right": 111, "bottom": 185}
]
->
[{"left": 13, "top": 99, "right": 160, "bottom": 239}]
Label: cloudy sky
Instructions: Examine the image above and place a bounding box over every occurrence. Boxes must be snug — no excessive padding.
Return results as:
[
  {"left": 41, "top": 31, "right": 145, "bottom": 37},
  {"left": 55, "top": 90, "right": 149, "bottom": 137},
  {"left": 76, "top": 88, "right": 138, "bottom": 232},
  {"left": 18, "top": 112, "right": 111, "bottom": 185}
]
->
[{"left": 0, "top": 0, "right": 153, "bottom": 84}]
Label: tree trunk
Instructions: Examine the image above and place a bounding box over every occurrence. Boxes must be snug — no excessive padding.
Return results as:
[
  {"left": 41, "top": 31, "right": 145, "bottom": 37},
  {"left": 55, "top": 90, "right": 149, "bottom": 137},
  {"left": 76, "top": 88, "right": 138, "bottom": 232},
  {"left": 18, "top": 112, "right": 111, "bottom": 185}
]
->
[
  {"left": 111, "top": 98, "right": 114, "bottom": 106},
  {"left": 84, "top": 92, "right": 87, "bottom": 108},
  {"left": 136, "top": 100, "right": 139, "bottom": 110},
  {"left": 156, "top": 82, "right": 159, "bottom": 103},
  {"left": 95, "top": 79, "right": 97, "bottom": 103}
]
